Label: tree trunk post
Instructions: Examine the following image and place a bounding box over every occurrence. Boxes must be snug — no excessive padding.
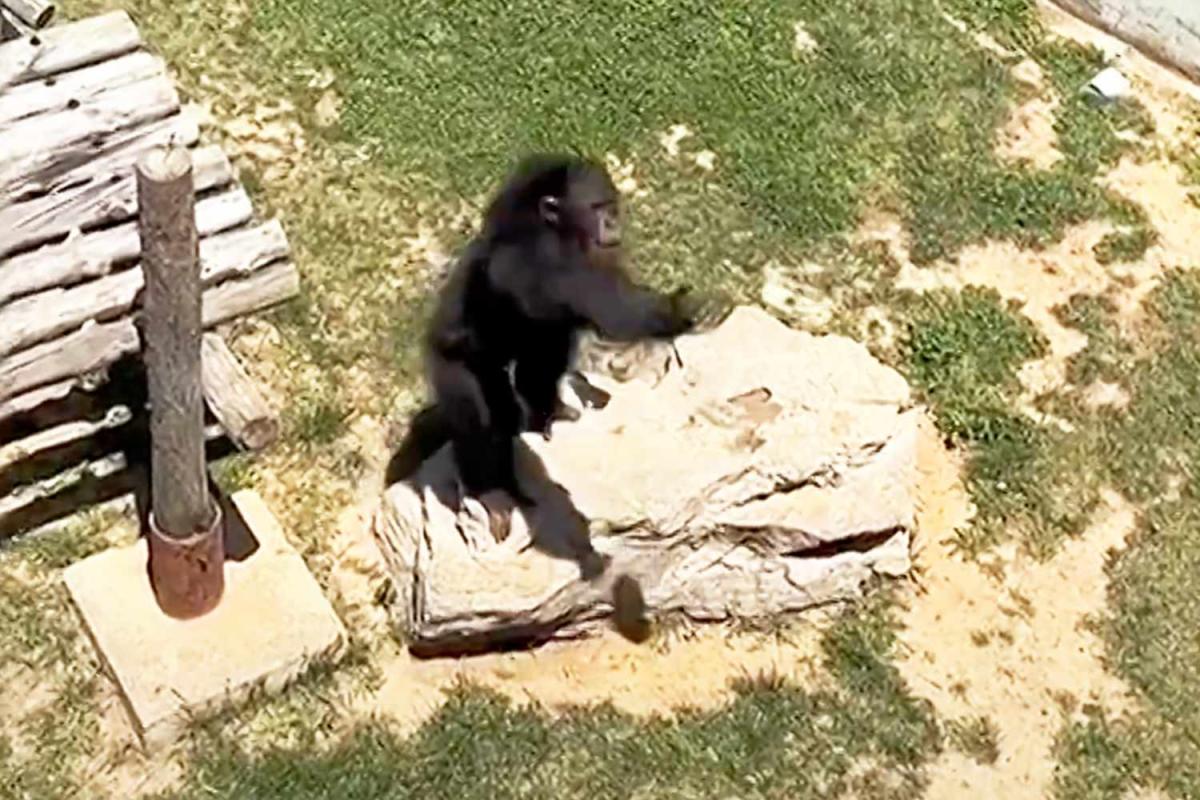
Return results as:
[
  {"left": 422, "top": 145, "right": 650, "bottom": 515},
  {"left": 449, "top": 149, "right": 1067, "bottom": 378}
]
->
[{"left": 137, "top": 145, "right": 224, "bottom": 619}]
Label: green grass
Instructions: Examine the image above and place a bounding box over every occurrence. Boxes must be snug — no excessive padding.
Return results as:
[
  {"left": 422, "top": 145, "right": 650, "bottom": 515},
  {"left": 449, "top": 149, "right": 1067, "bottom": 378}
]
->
[
  {"left": 0, "top": 542, "right": 105, "bottom": 798},
  {"left": 251, "top": 0, "right": 1149, "bottom": 269},
  {"left": 1093, "top": 226, "right": 1158, "bottom": 265},
  {"left": 286, "top": 386, "right": 352, "bottom": 447},
  {"left": 1102, "top": 272, "right": 1200, "bottom": 502},
  {"left": 152, "top": 598, "right": 938, "bottom": 800}
]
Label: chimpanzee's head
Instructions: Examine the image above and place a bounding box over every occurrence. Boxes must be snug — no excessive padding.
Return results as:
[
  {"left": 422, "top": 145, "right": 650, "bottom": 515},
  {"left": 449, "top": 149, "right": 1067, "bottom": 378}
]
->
[{"left": 485, "top": 154, "right": 624, "bottom": 269}]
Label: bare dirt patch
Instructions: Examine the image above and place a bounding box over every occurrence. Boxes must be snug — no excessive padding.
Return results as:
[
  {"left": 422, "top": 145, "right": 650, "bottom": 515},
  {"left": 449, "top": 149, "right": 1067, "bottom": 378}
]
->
[
  {"left": 995, "top": 55, "right": 1064, "bottom": 170},
  {"left": 996, "top": 93, "right": 1064, "bottom": 170},
  {"left": 899, "top": 417, "right": 1137, "bottom": 798}
]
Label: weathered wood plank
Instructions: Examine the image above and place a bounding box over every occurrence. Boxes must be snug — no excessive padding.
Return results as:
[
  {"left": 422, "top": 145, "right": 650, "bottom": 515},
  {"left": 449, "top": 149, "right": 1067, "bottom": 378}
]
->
[
  {"left": 2, "top": 0, "right": 54, "bottom": 29},
  {"left": 0, "top": 24, "right": 34, "bottom": 88},
  {"left": 0, "top": 187, "right": 253, "bottom": 305},
  {"left": 0, "top": 377, "right": 81, "bottom": 424},
  {"left": 0, "top": 221, "right": 290, "bottom": 357},
  {"left": 0, "top": 11, "right": 139, "bottom": 87},
  {"left": 0, "top": 9, "right": 23, "bottom": 42},
  {"left": 0, "top": 143, "right": 231, "bottom": 259},
  {"left": 0, "top": 262, "right": 299, "bottom": 402},
  {"left": 1052, "top": 0, "right": 1200, "bottom": 81},
  {"left": 0, "top": 51, "right": 164, "bottom": 128},
  {"left": 2, "top": 107, "right": 199, "bottom": 202},
  {"left": 0, "top": 451, "right": 126, "bottom": 519},
  {"left": 201, "top": 333, "right": 279, "bottom": 451},
  {"left": 0, "top": 404, "right": 128, "bottom": 473},
  {"left": 0, "top": 73, "right": 179, "bottom": 167},
  {"left": 0, "top": 318, "right": 140, "bottom": 404},
  {"left": 201, "top": 262, "right": 300, "bottom": 328}
]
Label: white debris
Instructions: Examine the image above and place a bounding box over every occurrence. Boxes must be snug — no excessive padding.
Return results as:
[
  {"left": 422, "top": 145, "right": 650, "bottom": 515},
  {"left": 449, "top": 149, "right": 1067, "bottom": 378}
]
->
[{"left": 1084, "top": 67, "right": 1131, "bottom": 103}]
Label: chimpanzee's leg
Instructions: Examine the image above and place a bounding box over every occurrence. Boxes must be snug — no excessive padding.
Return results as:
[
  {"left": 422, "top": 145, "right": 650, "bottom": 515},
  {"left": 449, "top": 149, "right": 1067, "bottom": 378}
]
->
[
  {"left": 514, "top": 333, "right": 579, "bottom": 436},
  {"left": 431, "top": 356, "right": 531, "bottom": 505}
]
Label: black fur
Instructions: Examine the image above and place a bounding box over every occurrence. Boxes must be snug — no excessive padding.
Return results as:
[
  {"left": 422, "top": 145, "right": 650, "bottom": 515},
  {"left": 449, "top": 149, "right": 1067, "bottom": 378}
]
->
[{"left": 418, "top": 153, "right": 695, "bottom": 502}]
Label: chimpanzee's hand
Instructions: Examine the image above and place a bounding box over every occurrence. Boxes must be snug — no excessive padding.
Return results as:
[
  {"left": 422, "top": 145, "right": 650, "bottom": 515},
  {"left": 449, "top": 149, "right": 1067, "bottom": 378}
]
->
[{"left": 670, "top": 287, "right": 734, "bottom": 333}]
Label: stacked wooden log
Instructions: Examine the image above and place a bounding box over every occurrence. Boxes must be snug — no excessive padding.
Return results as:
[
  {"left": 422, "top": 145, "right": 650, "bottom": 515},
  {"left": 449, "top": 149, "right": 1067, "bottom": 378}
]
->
[{"left": 0, "top": 11, "right": 297, "bottom": 538}]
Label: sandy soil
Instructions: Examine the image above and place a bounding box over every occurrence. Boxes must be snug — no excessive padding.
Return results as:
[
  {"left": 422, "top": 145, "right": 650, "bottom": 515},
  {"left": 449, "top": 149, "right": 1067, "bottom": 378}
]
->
[{"left": 900, "top": 419, "right": 1136, "bottom": 798}]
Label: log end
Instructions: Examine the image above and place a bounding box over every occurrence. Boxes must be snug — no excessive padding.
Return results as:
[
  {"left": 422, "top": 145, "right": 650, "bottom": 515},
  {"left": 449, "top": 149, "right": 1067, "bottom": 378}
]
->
[
  {"left": 30, "top": 2, "right": 54, "bottom": 28},
  {"left": 137, "top": 145, "right": 193, "bottom": 183},
  {"left": 241, "top": 417, "right": 280, "bottom": 451}
]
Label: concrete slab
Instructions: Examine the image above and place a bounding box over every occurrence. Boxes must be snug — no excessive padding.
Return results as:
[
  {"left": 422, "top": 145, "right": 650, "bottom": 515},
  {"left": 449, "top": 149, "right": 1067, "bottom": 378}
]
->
[{"left": 64, "top": 489, "right": 346, "bottom": 750}]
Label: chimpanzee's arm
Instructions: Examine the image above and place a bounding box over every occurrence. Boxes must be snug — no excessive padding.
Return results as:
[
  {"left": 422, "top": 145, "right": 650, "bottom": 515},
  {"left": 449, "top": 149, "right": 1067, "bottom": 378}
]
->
[{"left": 545, "top": 259, "right": 692, "bottom": 341}]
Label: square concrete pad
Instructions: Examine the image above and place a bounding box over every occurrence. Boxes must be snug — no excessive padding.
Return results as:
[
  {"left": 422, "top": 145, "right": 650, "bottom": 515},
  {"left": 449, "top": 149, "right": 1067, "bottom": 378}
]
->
[{"left": 65, "top": 489, "right": 346, "bottom": 750}]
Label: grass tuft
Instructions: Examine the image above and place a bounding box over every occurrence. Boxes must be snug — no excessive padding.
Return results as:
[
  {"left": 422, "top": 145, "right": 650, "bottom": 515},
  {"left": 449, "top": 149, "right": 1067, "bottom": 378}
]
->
[{"left": 948, "top": 715, "right": 1001, "bottom": 765}]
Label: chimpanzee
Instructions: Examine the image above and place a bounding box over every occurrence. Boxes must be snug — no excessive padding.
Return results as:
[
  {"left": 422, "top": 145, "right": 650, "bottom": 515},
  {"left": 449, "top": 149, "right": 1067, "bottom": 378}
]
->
[{"left": 423, "top": 153, "right": 716, "bottom": 508}]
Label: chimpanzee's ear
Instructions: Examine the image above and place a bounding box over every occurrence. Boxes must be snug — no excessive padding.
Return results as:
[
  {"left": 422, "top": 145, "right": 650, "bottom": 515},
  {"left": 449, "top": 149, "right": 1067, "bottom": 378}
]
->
[{"left": 538, "top": 195, "right": 561, "bottom": 227}]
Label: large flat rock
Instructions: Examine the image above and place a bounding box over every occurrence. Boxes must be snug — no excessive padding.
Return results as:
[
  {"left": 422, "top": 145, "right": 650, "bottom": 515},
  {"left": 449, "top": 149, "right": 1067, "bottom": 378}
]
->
[
  {"left": 374, "top": 306, "right": 918, "bottom": 655},
  {"left": 65, "top": 490, "right": 346, "bottom": 749}
]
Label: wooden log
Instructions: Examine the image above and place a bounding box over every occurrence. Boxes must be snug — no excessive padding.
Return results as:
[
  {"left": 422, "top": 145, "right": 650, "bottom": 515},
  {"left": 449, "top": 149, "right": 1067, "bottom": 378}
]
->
[
  {"left": 0, "top": 451, "right": 126, "bottom": 519},
  {"left": 0, "top": 220, "right": 290, "bottom": 356},
  {"left": 137, "top": 146, "right": 210, "bottom": 538},
  {"left": 0, "top": 319, "right": 140, "bottom": 404},
  {"left": 0, "top": 74, "right": 179, "bottom": 167},
  {"left": 0, "top": 414, "right": 236, "bottom": 539},
  {"left": 0, "top": 51, "right": 164, "bottom": 128},
  {"left": 0, "top": 187, "right": 253, "bottom": 305},
  {"left": 200, "top": 262, "right": 300, "bottom": 328},
  {"left": 201, "top": 333, "right": 279, "bottom": 451},
  {"left": 0, "top": 143, "right": 231, "bottom": 259},
  {"left": 0, "top": 262, "right": 298, "bottom": 402},
  {"left": 0, "top": 404, "right": 129, "bottom": 473},
  {"left": 2, "top": 0, "right": 54, "bottom": 29},
  {"left": 0, "top": 9, "right": 22, "bottom": 42},
  {"left": 2, "top": 107, "right": 199, "bottom": 202},
  {"left": 0, "top": 378, "right": 77, "bottom": 424},
  {"left": 0, "top": 11, "right": 139, "bottom": 87}
]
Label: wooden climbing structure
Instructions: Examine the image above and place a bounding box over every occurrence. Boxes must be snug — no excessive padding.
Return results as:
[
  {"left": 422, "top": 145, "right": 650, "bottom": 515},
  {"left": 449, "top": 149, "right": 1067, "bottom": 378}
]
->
[{"left": 0, "top": 10, "right": 298, "bottom": 538}]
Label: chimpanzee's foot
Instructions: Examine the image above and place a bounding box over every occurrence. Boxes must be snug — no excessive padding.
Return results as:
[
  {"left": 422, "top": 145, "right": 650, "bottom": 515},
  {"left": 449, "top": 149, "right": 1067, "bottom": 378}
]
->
[{"left": 479, "top": 489, "right": 519, "bottom": 542}]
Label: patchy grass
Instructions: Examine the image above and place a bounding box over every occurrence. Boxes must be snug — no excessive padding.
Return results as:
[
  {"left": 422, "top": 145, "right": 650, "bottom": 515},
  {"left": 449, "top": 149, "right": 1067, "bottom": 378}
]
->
[
  {"left": 1055, "top": 294, "right": 1136, "bottom": 387},
  {"left": 28, "top": 0, "right": 1191, "bottom": 794},
  {"left": 901, "top": 288, "right": 1090, "bottom": 555},
  {"left": 286, "top": 386, "right": 352, "bottom": 447},
  {"left": 1103, "top": 272, "right": 1200, "bottom": 503},
  {"left": 948, "top": 715, "right": 1002, "bottom": 765},
  {"left": 1093, "top": 226, "right": 1158, "bottom": 265},
  {"left": 251, "top": 0, "right": 1150, "bottom": 267},
  {"left": 152, "top": 599, "right": 938, "bottom": 800},
  {"left": 0, "top": 543, "right": 104, "bottom": 798},
  {"left": 1049, "top": 272, "right": 1200, "bottom": 798}
]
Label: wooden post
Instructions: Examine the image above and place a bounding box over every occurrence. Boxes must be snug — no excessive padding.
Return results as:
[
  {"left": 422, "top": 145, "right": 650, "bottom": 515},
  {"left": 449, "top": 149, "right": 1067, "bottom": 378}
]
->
[
  {"left": 137, "top": 145, "right": 224, "bottom": 619},
  {"left": 1, "top": 0, "right": 54, "bottom": 28}
]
